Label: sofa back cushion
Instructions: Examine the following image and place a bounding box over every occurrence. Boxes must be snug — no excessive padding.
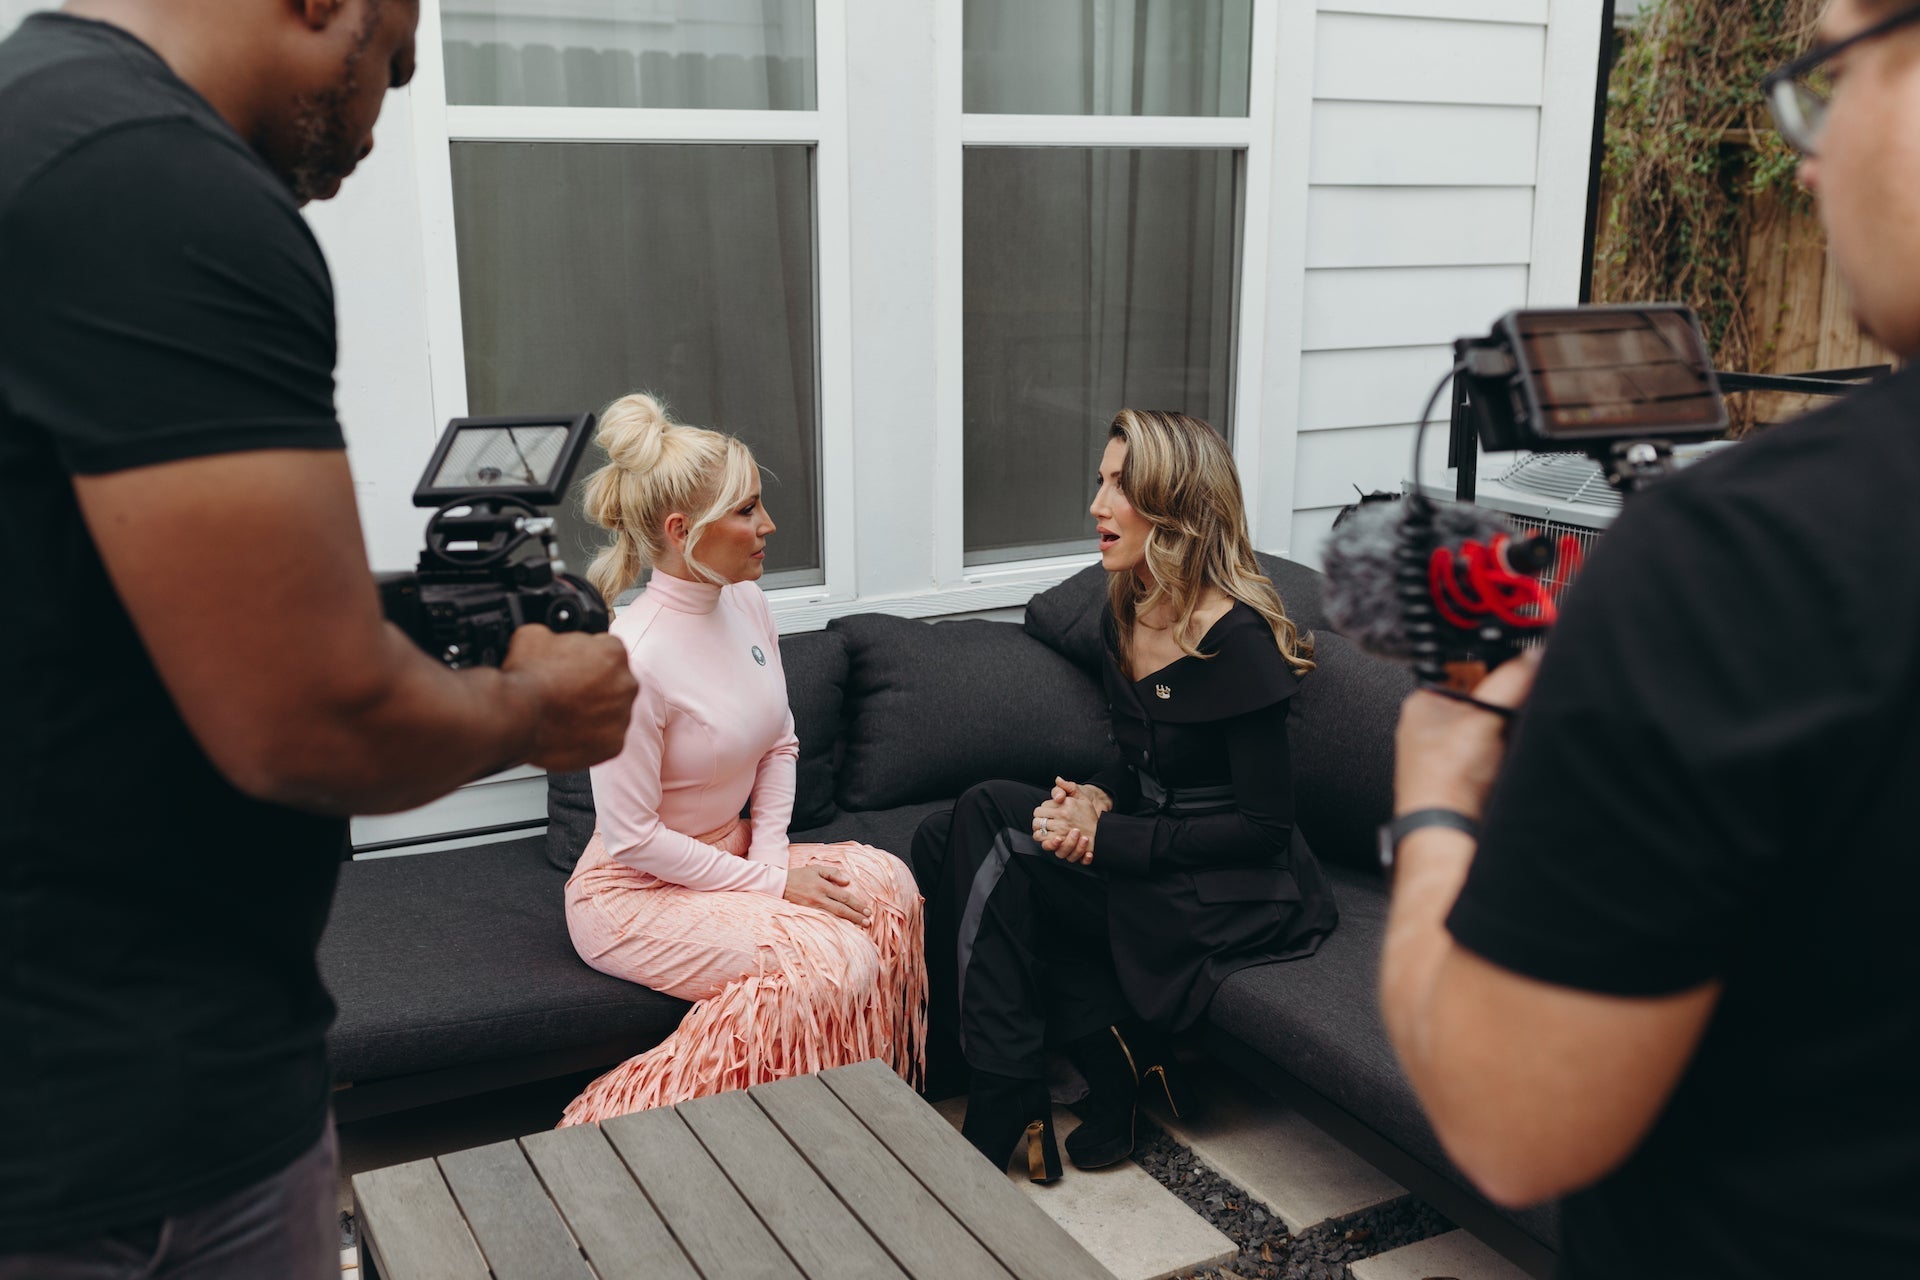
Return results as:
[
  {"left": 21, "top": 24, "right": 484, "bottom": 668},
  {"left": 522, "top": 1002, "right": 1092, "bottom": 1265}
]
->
[
  {"left": 829, "top": 613, "right": 1118, "bottom": 811},
  {"left": 544, "top": 626, "right": 852, "bottom": 871},
  {"left": 780, "top": 628, "right": 850, "bottom": 830},
  {"left": 1025, "top": 553, "right": 1331, "bottom": 676},
  {"left": 1289, "top": 631, "right": 1415, "bottom": 873},
  {"left": 546, "top": 768, "right": 597, "bottom": 872}
]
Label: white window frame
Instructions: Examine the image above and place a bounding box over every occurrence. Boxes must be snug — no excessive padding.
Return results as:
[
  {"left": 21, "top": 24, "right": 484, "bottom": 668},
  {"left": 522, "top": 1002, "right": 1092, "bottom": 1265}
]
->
[
  {"left": 929, "top": 0, "right": 1289, "bottom": 612},
  {"left": 407, "top": 0, "right": 858, "bottom": 617}
]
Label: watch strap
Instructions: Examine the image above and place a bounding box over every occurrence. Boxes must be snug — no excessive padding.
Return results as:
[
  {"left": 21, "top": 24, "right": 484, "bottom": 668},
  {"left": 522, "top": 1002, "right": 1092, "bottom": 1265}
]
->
[{"left": 1378, "top": 808, "right": 1480, "bottom": 872}]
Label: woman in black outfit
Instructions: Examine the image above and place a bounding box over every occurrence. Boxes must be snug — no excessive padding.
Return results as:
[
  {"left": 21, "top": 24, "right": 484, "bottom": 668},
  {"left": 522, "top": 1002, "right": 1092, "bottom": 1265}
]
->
[{"left": 912, "top": 409, "right": 1339, "bottom": 1182}]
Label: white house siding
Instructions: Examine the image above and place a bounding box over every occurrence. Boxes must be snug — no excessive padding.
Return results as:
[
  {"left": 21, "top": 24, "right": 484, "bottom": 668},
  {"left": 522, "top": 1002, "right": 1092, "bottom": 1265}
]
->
[{"left": 1282, "top": 0, "right": 1601, "bottom": 569}]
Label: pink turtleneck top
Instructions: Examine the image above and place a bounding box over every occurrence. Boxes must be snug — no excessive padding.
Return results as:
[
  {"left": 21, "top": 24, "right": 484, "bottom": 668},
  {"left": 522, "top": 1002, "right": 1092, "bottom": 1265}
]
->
[{"left": 587, "top": 571, "right": 797, "bottom": 895}]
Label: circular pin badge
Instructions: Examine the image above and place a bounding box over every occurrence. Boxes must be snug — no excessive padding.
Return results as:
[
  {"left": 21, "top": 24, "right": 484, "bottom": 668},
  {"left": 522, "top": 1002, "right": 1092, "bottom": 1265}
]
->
[{"left": 752, "top": 645, "right": 767, "bottom": 667}]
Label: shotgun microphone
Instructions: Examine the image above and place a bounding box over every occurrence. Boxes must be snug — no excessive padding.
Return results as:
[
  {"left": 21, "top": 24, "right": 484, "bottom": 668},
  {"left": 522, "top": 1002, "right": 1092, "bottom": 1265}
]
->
[{"left": 1322, "top": 496, "right": 1574, "bottom": 684}]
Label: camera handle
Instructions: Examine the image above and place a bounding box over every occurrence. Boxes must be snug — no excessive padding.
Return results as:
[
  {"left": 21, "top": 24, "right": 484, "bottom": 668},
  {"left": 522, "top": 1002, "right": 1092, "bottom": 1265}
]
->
[{"left": 420, "top": 496, "right": 565, "bottom": 583}]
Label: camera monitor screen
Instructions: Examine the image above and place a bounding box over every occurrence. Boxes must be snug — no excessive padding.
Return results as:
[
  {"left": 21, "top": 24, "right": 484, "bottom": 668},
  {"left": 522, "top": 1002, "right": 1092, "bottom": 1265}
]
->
[
  {"left": 412, "top": 413, "right": 596, "bottom": 508},
  {"left": 431, "top": 425, "right": 569, "bottom": 492},
  {"left": 1511, "top": 307, "right": 1727, "bottom": 440}
]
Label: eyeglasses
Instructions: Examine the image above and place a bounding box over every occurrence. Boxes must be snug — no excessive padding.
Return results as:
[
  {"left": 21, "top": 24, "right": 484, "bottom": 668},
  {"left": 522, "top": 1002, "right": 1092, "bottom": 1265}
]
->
[{"left": 1763, "top": 1, "right": 1920, "bottom": 156}]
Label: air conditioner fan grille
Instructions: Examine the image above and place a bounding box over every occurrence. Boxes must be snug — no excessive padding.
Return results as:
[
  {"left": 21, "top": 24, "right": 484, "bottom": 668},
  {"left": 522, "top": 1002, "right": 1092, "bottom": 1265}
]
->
[{"left": 1494, "top": 453, "right": 1623, "bottom": 511}]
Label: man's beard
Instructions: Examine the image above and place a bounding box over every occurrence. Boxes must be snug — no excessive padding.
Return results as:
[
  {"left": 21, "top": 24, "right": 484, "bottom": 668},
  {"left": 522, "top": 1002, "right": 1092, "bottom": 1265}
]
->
[
  {"left": 284, "top": 1, "right": 380, "bottom": 203},
  {"left": 286, "top": 82, "right": 355, "bottom": 203}
]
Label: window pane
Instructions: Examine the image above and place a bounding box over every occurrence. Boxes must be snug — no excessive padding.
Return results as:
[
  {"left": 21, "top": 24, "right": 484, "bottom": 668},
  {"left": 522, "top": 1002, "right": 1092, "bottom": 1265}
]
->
[
  {"left": 964, "top": 0, "right": 1252, "bottom": 117},
  {"left": 443, "top": 0, "right": 816, "bottom": 110},
  {"left": 451, "top": 142, "right": 822, "bottom": 587},
  {"left": 963, "top": 147, "right": 1239, "bottom": 566}
]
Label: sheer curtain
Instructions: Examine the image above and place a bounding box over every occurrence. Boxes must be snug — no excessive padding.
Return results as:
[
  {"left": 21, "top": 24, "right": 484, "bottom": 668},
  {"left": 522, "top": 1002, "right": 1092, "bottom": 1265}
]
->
[
  {"left": 964, "top": 0, "right": 1251, "bottom": 117},
  {"left": 960, "top": 0, "right": 1252, "bottom": 564},
  {"left": 441, "top": 0, "right": 815, "bottom": 110},
  {"left": 452, "top": 142, "right": 821, "bottom": 584}
]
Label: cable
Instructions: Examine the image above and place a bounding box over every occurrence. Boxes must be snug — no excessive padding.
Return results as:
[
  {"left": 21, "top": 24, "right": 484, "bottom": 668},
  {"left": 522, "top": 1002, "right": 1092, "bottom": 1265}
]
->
[{"left": 1410, "top": 361, "right": 1470, "bottom": 504}]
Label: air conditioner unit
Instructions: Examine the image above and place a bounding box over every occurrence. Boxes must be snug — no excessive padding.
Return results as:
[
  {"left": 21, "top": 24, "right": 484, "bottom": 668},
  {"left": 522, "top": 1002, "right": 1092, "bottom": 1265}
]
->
[{"left": 1410, "top": 443, "right": 1732, "bottom": 596}]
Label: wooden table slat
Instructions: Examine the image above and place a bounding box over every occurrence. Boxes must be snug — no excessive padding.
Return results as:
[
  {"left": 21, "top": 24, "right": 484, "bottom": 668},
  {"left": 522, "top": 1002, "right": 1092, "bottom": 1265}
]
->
[
  {"left": 749, "top": 1073, "right": 1015, "bottom": 1280},
  {"left": 351, "top": 1158, "right": 493, "bottom": 1280},
  {"left": 601, "top": 1104, "right": 806, "bottom": 1280},
  {"left": 677, "top": 1087, "right": 909, "bottom": 1280},
  {"left": 819, "top": 1060, "right": 1117, "bottom": 1280},
  {"left": 519, "top": 1126, "right": 702, "bottom": 1280},
  {"left": 437, "top": 1141, "right": 597, "bottom": 1280}
]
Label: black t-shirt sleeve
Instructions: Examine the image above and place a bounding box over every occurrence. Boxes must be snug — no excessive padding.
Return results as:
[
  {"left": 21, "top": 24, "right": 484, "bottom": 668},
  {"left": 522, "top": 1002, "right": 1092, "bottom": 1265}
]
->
[
  {"left": 0, "top": 119, "right": 341, "bottom": 473},
  {"left": 1448, "top": 472, "right": 1878, "bottom": 995}
]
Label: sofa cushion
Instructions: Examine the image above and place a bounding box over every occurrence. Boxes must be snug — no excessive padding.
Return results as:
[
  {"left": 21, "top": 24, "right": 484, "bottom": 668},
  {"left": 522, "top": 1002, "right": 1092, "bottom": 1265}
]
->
[
  {"left": 794, "top": 799, "right": 955, "bottom": 864},
  {"left": 829, "top": 614, "right": 1118, "bottom": 811},
  {"left": 543, "top": 627, "right": 851, "bottom": 871},
  {"left": 546, "top": 770, "right": 597, "bottom": 872},
  {"left": 1024, "top": 553, "right": 1332, "bottom": 677},
  {"left": 1206, "top": 865, "right": 1557, "bottom": 1249},
  {"left": 780, "top": 628, "right": 850, "bottom": 830},
  {"left": 321, "top": 835, "right": 688, "bottom": 1083},
  {"left": 1289, "top": 632, "right": 1416, "bottom": 874}
]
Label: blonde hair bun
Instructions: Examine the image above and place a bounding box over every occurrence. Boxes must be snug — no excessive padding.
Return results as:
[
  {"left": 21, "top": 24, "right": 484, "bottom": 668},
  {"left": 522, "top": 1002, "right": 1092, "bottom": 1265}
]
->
[
  {"left": 582, "top": 392, "right": 759, "bottom": 601},
  {"left": 598, "top": 392, "right": 672, "bottom": 473}
]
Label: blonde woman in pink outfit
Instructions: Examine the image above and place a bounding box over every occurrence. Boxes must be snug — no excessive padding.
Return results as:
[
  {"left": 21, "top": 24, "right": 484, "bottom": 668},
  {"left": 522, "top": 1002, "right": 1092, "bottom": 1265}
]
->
[{"left": 557, "top": 393, "right": 926, "bottom": 1125}]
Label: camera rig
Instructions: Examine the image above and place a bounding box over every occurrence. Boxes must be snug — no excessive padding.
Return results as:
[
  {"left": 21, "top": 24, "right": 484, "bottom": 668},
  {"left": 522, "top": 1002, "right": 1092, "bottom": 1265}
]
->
[
  {"left": 1404, "top": 306, "right": 1728, "bottom": 686},
  {"left": 378, "top": 413, "right": 610, "bottom": 669}
]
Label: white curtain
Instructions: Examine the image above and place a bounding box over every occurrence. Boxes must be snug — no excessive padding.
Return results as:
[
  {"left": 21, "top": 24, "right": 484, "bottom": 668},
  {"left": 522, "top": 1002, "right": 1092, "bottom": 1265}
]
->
[
  {"left": 441, "top": 0, "right": 815, "bottom": 110},
  {"left": 963, "top": 0, "right": 1252, "bottom": 117}
]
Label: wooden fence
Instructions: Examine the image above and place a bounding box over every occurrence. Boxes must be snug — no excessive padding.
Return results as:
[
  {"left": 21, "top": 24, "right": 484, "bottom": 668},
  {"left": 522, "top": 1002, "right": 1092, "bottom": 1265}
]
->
[{"left": 1733, "top": 179, "right": 1896, "bottom": 426}]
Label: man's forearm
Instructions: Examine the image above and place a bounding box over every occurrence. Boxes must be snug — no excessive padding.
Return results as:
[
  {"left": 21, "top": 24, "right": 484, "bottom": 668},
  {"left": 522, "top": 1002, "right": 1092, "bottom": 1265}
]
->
[
  {"left": 1379, "top": 827, "right": 1479, "bottom": 1082},
  {"left": 249, "top": 626, "right": 540, "bottom": 816}
]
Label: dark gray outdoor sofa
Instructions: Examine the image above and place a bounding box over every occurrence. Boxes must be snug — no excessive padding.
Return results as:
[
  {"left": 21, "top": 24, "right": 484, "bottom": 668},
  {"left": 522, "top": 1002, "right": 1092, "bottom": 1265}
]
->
[{"left": 317, "top": 554, "right": 1555, "bottom": 1262}]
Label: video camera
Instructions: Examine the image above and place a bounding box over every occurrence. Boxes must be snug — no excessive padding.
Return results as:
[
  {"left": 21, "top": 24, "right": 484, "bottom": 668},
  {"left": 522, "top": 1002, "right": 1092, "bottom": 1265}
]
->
[
  {"left": 1323, "top": 304, "right": 1729, "bottom": 688},
  {"left": 378, "top": 413, "right": 610, "bottom": 669}
]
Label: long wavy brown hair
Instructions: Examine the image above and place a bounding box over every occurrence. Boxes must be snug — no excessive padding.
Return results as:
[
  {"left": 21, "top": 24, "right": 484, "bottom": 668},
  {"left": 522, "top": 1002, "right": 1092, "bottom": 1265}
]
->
[{"left": 1104, "top": 409, "right": 1313, "bottom": 675}]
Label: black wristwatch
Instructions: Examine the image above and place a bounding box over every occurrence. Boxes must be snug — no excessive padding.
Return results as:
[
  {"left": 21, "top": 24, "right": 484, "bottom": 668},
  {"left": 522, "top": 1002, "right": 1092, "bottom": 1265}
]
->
[{"left": 1377, "top": 808, "right": 1480, "bottom": 873}]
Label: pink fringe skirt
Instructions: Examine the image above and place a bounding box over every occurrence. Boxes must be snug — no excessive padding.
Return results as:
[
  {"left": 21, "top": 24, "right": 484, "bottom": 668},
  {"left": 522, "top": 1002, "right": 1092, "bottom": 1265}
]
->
[{"left": 558, "top": 820, "right": 927, "bottom": 1126}]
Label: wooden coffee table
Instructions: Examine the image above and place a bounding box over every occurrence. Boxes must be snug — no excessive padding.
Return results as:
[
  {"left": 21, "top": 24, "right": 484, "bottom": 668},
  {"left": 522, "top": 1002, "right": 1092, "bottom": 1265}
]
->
[{"left": 352, "top": 1057, "right": 1116, "bottom": 1280}]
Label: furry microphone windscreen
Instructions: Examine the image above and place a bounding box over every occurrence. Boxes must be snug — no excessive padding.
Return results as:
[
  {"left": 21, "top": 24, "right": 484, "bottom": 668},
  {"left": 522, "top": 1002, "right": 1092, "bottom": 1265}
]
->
[{"left": 1320, "top": 499, "right": 1514, "bottom": 662}]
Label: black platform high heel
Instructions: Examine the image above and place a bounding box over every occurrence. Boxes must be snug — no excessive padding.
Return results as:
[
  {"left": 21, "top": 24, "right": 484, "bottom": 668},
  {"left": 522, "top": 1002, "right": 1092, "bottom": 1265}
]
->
[
  {"left": 961, "top": 1071, "right": 1062, "bottom": 1183},
  {"left": 1064, "top": 1025, "right": 1141, "bottom": 1169}
]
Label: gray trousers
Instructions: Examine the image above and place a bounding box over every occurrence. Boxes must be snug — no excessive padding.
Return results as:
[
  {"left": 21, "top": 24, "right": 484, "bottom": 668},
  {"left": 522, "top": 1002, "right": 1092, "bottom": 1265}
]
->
[{"left": 0, "top": 1123, "right": 338, "bottom": 1280}]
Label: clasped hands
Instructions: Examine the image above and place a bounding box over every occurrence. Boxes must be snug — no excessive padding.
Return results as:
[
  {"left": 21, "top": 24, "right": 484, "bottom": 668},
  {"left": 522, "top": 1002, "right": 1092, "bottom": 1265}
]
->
[{"left": 1032, "top": 777, "right": 1111, "bottom": 866}]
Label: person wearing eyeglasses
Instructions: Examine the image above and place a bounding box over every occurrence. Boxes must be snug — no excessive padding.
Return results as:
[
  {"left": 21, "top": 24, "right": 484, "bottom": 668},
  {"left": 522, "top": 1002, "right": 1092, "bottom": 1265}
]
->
[{"left": 1378, "top": 2, "right": 1920, "bottom": 1276}]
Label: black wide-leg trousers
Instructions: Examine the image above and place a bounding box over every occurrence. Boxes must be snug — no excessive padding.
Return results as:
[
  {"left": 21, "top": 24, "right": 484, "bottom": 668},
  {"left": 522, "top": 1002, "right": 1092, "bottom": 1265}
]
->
[{"left": 911, "top": 780, "right": 1129, "bottom": 1083}]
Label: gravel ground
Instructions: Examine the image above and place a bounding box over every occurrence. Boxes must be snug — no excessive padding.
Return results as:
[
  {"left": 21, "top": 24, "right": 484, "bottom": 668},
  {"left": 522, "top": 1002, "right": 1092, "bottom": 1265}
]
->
[{"left": 1130, "top": 1117, "right": 1454, "bottom": 1280}]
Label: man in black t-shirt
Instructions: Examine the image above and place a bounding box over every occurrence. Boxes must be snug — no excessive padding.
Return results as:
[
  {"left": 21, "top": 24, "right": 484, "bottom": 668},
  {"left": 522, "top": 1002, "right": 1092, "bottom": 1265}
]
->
[
  {"left": 1378, "top": 1, "right": 1920, "bottom": 1275},
  {"left": 0, "top": 3, "right": 636, "bottom": 1275}
]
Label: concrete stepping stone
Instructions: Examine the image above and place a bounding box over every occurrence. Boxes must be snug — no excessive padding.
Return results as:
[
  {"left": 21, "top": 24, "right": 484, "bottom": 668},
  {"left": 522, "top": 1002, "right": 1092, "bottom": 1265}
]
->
[
  {"left": 1142, "top": 1064, "right": 1405, "bottom": 1233},
  {"left": 1349, "top": 1229, "right": 1536, "bottom": 1280},
  {"left": 935, "top": 1096, "right": 1239, "bottom": 1280}
]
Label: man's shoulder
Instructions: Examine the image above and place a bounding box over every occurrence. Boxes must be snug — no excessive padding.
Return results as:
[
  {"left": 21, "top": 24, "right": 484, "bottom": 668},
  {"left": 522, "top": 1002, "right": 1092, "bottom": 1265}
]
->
[
  {"left": 1670, "top": 366, "right": 1920, "bottom": 508},
  {"left": 0, "top": 15, "right": 282, "bottom": 224},
  {"left": 1601, "top": 366, "right": 1920, "bottom": 575}
]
